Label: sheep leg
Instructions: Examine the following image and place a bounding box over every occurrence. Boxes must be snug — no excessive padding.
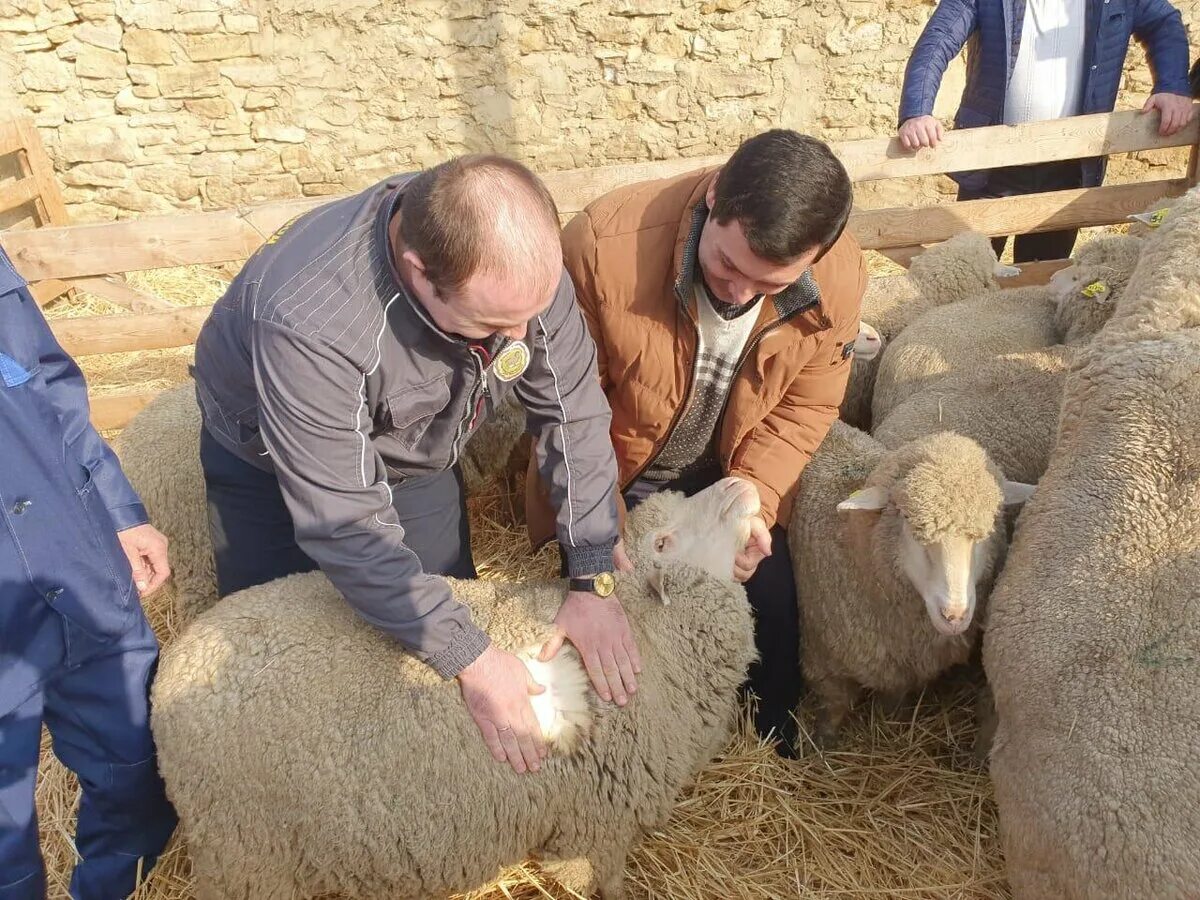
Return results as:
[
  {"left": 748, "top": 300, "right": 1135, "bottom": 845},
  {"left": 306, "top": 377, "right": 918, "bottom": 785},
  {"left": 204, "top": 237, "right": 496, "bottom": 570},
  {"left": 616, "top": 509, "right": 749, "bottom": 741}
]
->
[
  {"left": 813, "top": 677, "right": 859, "bottom": 750},
  {"left": 875, "top": 688, "right": 910, "bottom": 718},
  {"left": 972, "top": 683, "right": 998, "bottom": 764}
]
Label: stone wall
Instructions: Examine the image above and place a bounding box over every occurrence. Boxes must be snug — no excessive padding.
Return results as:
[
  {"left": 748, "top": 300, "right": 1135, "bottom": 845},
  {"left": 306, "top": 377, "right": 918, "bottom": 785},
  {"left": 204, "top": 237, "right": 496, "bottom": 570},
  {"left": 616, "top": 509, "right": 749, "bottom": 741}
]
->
[{"left": 1, "top": 0, "right": 1196, "bottom": 222}]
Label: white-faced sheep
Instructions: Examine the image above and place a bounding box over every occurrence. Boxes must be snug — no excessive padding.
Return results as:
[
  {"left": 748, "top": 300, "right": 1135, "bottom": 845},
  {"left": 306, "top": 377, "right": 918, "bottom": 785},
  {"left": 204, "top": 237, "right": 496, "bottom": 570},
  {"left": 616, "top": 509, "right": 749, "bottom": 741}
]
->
[
  {"left": 983, "top": 328, "right": 1200, "bottom": 899},
  {"left": 1048, "top": 234, "right": 1143, "bottom": 344},
  {"left": 840, "top": 233, "right": 1016, "bottom": 429},
  {"left": 787, "top": 421, "right": 1032, "bottom": 746},
  {"left": 151, "top": 477, "right": 762, "bottom": 900},
  {"left": 114, "top": 382, "right": 216, "bottom": 626}
]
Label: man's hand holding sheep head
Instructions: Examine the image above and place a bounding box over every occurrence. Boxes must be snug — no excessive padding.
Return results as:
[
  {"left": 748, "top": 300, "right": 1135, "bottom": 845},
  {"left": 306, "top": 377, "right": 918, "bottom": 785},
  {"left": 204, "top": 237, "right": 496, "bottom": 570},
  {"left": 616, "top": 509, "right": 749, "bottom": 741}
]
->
[{"left": 538, "top": 547, "right": 642, "bottom": 709}]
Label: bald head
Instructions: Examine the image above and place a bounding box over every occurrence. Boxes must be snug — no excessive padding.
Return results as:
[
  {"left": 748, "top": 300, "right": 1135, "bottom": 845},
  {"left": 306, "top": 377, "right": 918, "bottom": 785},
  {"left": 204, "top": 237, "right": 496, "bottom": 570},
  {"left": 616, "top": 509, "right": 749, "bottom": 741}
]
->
[{"left": 399, "top": 154, "right": 562, "bottom": 301}]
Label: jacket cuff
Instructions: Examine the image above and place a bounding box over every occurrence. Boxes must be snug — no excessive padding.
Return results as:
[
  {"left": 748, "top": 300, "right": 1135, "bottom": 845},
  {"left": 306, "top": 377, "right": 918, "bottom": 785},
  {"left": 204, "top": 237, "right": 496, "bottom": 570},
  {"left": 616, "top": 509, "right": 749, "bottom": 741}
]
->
[
  {"left": 1151, "top": 79, "right": 1193, "bottom": 97},
  {"left": 427, "top": 625, "right": 491, "bottom": 680},
  {"left": 108, "top": 502, "right": 150, "bottom": 533},
  {"left": 562, "top": 541, "right": 616, "bottom": 578},
  {"left": 897, "top": 106, "right": 933, "bottom": 128}
]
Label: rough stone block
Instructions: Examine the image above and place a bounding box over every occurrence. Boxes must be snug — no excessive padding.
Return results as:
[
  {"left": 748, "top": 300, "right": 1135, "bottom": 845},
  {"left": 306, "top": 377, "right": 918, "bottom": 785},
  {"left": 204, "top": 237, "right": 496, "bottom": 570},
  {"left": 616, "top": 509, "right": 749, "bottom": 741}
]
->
[
  {"left": 222, "top": 12, "right": 259, "bottom": 33},
  {"left": 157, "top": 61, "right": 221, "bottom": 97},
  {"left": 185, "top": 33, "right": 253, "bottom": 62},
  {"left": 58, "top": 121, "right": 135, "bottom": 163},
  {"left": 123, "top": 29, "right": 173, "bottom": 65},
  {"left": 243, "top": 90, "right": 277, "bottom": 110},
  {"left": 21, "top": 52, "right": 72, "bottom": 91},
  {"left": 251, "top": 122, "right": 306, "bottom": 143},
  {"left": 75, "top": 22, "right": 123, "bottom": 51},
  {"left": 75, "top": 45, "right": 126, "bottom": 79},
  {"left": 62, "top": 160, "right": 128, "bottom": 186},
  {"left": 220, "top": 60, "right": 281, "bottom": 88}
]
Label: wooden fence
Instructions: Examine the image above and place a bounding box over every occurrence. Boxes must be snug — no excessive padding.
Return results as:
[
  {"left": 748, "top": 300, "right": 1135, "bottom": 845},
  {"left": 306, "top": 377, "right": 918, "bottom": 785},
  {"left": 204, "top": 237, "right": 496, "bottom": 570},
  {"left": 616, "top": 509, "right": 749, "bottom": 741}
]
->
[{"left": 2, "top": 106, "right": 1198, "bottom": 429}]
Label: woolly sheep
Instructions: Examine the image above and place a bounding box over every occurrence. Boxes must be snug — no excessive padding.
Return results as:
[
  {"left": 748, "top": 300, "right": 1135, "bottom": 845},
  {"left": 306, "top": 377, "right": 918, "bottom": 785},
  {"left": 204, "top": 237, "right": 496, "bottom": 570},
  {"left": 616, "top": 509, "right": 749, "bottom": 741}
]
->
[
  {"left": 870, "top": 230, "right": 1145, "bottom": 423},
  {"left": 787, "top": 421, "right": 1032, "bottom": 746},
  {"left": 1048, "top": 233, "right": 1143, "bottom": 344},
  {"left": 840, "top": 233, "right": 1015, "bottom": 429},
  {"left": 873, "top": 346, "right": 1073, "bottom": 484},
  {"left": 1104, "top": 184, "right": 1200, "bottom": 338},
  {"left": 114, "top": 382, "right": 216, "bottom": 625},
  {"left": 151, "top": 477, "right": 763, "bottom": 900},
  {"left": 983, "top": 328, "right": 1200, "bottom": 898},
  {"left": 870, "top": 234, "right": 1145, "bottom": 484},
  {"left": 460, "top": 392, "right": 530, "bottom": 492}
]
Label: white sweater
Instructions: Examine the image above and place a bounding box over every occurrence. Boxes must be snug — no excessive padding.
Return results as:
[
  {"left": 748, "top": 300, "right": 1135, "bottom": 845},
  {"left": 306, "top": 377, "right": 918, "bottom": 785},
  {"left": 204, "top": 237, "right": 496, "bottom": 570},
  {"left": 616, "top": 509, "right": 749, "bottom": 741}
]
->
[{"left": 1003, "top": 0, "right": 1088, "bottom": 125}]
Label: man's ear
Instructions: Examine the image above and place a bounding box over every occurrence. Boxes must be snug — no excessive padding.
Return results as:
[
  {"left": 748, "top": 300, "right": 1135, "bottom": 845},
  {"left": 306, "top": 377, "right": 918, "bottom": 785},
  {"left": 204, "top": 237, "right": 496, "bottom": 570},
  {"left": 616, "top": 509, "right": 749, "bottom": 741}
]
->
[{"left": 705, "top": 169, "right": 722, "bottom": 208}]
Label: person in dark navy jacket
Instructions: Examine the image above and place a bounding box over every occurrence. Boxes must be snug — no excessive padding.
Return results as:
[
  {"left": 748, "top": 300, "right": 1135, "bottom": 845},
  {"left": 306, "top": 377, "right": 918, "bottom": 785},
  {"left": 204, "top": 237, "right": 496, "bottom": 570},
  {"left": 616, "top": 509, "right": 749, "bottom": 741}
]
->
[
  {"left": 897, "top": 0, "right": 1194, "bottom": 262},
  {"left": 0, "top": 245, "right": 176, "bottom": 899}
]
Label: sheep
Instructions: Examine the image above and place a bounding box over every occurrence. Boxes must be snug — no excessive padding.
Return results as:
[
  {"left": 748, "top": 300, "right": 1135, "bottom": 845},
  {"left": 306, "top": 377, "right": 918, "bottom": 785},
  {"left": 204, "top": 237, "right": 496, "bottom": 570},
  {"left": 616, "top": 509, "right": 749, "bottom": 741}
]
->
[
  {"left": 1048, "top": 233, "right": 1143, "bottom": 344},
  {"left": 873, "top": 346, "right": 1073, "bottom": 485},
  {"left": 982, "top": 328, "right": 1200, "bottom": 899},
  {"left": 787, "top": 420, "right": 1033, "bottom": 747},
  {"left": 1105, "top": 184, "right": 1200, "bottom": 338},
  {"left": 460, "top": 391, "right": 531, "bottom": 493},
  {"left": 840, "top": 232, "right": 1015, "bottom": 429},
  {"left": 113, "top": 381, "right": 216, "bottom": 626},
  {"left": 150, "top": 476, "right": 763, "bottom": 900},
  {"left": 870, "top": 231, "right": 1146, "bottom": 423}
]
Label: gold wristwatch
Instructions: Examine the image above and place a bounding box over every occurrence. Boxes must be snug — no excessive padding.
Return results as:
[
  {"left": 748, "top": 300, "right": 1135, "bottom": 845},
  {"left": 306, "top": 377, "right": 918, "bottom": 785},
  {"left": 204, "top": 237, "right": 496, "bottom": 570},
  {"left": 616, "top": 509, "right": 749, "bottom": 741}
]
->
[{"left": 569, "top": 572, "right": 616, "bottom": 597}]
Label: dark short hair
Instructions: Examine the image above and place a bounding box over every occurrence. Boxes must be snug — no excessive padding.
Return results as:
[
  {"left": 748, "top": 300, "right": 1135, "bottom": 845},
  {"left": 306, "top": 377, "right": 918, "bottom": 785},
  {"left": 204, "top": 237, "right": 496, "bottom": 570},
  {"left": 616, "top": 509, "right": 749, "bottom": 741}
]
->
[
  {"left": 399, "top": 154, "right": 561, "bottom": 293},
  {"left": 710, "top": 129, "right": 853, "bottom": 264}
]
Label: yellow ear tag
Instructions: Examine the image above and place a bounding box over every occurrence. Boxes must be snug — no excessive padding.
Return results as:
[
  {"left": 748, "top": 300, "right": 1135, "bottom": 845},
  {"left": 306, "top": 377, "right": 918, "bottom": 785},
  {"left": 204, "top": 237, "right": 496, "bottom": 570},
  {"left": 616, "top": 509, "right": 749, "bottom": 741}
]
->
[
  {"left": 493, "top": 340, "right": 531, "bottom": 382},
  {"left": 1081, "top": 281, "right": 1108, "bottom": 299},
  {"left": 1149, "top": 208, "right": 1169, "bottom": 227}
]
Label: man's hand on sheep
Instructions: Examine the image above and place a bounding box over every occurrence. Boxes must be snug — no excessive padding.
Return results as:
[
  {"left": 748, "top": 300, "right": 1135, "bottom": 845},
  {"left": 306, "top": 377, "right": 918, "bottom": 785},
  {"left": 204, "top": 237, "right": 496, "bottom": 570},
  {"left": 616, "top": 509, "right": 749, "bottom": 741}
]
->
[
  {"left": 117, "top": 522, "right": 171, "bottom": 597},
  {"left": 898, "top": 115, "right": 944, "bottom": 150},
  {"left": 539, "top": 589, "right": 642, "bottom": 707},
  {"left": 732, "top": 515, "right": 772, "bottom": 583},
  {"left": 1141, "top": 93, "right": 1196, "bottom": 137},
  {"left": 458, "top": 644, "right": 548, "bottom": 774}
]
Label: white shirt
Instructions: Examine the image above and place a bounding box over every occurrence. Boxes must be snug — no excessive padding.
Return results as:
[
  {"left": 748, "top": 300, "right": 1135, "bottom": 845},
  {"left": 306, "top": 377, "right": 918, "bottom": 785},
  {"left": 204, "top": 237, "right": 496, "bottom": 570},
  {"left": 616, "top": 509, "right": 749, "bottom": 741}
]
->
[{"left": 1003, "top": 0, "right": 1088, "bottom": 125}]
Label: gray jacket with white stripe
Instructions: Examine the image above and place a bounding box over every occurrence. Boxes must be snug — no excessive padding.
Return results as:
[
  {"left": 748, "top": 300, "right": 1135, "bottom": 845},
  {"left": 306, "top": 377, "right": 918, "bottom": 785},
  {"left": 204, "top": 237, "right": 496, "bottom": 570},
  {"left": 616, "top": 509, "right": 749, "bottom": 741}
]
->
[{"left": 193, "top": 174, "right": 618, "bottom": 678}]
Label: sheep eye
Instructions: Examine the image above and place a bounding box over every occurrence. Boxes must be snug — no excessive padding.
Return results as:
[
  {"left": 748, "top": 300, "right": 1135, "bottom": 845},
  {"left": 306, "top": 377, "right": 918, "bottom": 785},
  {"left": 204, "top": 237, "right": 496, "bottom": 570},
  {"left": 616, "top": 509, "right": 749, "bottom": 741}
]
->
[{"left": 654, "top": 535, "right": 669, "bottom": 553}]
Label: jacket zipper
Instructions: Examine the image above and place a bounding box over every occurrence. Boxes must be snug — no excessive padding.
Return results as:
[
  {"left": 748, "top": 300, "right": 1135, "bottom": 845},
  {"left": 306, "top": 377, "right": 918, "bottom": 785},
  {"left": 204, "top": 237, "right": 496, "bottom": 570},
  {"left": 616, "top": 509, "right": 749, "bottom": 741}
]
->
[{"left": 449, "top": 344, "right": 491, "bottom": 469}]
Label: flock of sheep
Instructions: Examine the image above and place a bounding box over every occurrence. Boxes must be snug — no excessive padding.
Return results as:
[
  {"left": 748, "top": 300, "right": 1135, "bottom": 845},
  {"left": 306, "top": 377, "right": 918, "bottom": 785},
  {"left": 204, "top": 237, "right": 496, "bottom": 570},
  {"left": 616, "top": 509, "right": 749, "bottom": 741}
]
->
[{"left": 114, "top": 186, "right": 1200, "bottom": 899}]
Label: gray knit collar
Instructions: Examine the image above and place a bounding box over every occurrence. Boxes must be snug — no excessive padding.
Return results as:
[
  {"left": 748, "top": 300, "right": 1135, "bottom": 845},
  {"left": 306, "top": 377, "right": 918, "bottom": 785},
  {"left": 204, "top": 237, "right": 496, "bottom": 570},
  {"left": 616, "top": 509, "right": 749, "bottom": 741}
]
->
[{"left": 673, "top": 200, "right": 822, "bottom": 321}]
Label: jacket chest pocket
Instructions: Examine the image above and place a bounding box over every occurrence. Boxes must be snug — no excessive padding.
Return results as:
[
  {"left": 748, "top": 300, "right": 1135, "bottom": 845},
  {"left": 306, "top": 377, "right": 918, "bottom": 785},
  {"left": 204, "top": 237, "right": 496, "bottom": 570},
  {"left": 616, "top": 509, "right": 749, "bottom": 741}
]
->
[{"left": 387, "top": 376, "right": 452, "bottom": 452}]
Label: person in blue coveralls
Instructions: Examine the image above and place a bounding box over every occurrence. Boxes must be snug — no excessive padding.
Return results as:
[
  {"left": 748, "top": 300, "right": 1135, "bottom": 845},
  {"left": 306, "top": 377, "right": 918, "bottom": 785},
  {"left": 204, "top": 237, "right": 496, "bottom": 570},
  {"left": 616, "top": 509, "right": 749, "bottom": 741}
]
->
[{"left": 0, "top": 244, "right": 177, "bottom": 900}]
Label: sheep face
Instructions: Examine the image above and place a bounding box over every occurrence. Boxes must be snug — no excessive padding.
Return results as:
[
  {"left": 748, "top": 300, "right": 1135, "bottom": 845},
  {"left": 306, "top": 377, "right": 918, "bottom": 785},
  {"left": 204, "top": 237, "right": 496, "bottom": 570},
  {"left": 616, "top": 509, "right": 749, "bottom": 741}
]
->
[
  {"left": 629, "top": 477, "right": 760, "bottom": 593},
  {"left": 854, "top": 321, "right": 883, "bottom": 361},
  {"left": 839, "top": 435, "right": 1034, "bottom": 637}
]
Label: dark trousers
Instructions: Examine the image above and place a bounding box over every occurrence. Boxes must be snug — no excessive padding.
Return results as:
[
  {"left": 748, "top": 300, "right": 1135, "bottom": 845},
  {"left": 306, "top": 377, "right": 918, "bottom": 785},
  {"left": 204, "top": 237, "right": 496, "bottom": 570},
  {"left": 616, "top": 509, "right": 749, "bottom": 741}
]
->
[
  {"left": 959, "top": 160, "right": 1085, "bottom": 263},
  {"left": 623, "top": 470, "right": 803, "bottom": 757},
  {"left": 199, "top": 426, "right": 476, "bottom": 598},
  {"left": 0, "top": 606, "right": 177, "bottom": 900}
]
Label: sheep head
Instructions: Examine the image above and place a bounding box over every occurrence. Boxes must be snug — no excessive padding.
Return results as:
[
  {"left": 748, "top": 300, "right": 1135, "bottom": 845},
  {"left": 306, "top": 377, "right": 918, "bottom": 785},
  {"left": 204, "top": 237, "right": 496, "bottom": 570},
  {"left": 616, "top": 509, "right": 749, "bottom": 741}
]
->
[
  {"left": 838, "top": 434, "right": 1034, "bottom": 637},
  {"left": 624, "top": 476, "right": 761, "bottom": 603},
  {"left": 854, "top": 321, "right": 884, "bottom": 361},
  {"left": 908, "top": 232, "right": 1013, "bottom": 306}
]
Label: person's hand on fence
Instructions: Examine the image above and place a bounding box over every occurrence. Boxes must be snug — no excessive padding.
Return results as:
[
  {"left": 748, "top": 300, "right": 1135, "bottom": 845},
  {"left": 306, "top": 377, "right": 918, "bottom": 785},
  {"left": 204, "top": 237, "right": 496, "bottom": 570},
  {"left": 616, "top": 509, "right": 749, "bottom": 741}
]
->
[
  {"left": 1142, "top": 93, "right": 1196, "bottom": 137},
  {"left": 898, "top": 115, "right": 944, "bottom": 150},
  {"left": 458, "top": 644, "right": 547, "bottom": 774}
]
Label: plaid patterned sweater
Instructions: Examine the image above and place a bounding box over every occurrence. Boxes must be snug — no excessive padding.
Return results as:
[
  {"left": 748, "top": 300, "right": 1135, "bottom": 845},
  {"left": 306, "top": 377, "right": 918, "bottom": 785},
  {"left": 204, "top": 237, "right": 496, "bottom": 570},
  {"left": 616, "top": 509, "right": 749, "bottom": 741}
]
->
[{"left": 643, "top": 280, "right": 760, "bottom": 482}]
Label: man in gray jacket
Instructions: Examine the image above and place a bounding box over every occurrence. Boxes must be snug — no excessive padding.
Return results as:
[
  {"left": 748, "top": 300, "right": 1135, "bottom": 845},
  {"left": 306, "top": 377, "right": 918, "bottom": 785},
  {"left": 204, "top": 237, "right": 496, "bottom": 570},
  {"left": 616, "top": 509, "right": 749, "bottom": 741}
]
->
[{"left": 193, "top": 155, "right": 638, "bottom": 775}]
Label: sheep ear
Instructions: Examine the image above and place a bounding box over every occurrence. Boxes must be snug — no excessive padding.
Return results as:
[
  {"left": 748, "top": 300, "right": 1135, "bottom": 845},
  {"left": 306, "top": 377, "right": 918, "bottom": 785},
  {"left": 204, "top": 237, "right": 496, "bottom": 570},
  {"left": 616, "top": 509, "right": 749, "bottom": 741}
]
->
[
  {"left": 646, "top": 566, "right": 670, "bottom": 606},
  {"left": 837, "top": 486, "right": 889, "bottom": 512},
  {"left": 1001, "top": 481, "right": 1036, "bottom": 506},
  {"left": 994, "top": 263, "right": 1021, "bottom": 278}
]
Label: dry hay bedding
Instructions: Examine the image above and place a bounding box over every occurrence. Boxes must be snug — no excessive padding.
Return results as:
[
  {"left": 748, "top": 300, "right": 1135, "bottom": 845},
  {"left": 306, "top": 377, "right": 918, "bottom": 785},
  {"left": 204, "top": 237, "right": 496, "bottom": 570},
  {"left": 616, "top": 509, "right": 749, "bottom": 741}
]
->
[{"left": 34, "top": 265, "right": 1009, "bottom": 899}]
